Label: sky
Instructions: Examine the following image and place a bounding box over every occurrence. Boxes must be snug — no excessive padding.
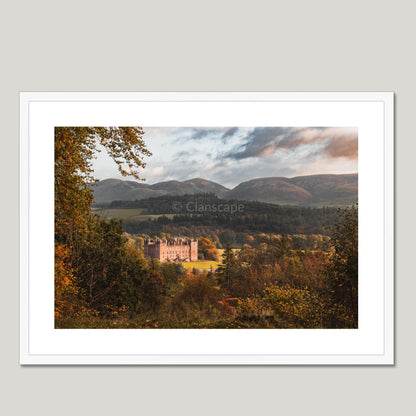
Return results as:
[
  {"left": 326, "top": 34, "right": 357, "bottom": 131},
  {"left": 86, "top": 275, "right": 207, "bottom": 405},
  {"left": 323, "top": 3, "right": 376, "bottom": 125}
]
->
[{"left": 92, "top": 127, "right": 358, "bottom": 189}]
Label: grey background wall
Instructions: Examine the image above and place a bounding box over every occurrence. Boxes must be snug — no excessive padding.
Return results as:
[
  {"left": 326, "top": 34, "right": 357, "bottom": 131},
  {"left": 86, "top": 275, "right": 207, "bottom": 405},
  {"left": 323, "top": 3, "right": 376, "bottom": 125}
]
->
[{"left": 1, "top": 1, "right": 414, "bottom": 415}]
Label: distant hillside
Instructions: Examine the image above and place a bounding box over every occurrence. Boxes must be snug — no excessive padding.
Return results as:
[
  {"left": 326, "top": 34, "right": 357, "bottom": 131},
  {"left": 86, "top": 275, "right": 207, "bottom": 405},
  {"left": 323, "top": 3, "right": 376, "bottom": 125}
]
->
[
  {"left": 148, "top": 178, "right": 229, "bottom": 197},
  {"left": 224, "top": 178, "right": 313, "bottom": 205},
  {"left": 287, "top": 174, "right": 358, "bottom": 206},
  {"left": 92, "top": 174, "right": 358, "bottom": 207},
  {"left": 224, "top": 174, "right": 358, "bottom": 206},
  {"left": 92, "top": 177, "right": 229, "bottom": 203}
]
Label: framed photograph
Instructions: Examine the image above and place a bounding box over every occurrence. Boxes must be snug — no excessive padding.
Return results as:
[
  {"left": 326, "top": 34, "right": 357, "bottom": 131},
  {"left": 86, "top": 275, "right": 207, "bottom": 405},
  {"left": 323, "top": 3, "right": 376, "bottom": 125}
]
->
[{"left": 20, "top": 92, "right": 394, "bottom": 365}]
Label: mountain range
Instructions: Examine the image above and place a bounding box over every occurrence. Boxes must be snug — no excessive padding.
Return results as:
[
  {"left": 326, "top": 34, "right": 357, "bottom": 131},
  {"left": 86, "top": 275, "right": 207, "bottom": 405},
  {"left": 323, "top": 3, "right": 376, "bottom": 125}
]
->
[{"left": 92, "top": 174, "right": 358, "bottom": 207}]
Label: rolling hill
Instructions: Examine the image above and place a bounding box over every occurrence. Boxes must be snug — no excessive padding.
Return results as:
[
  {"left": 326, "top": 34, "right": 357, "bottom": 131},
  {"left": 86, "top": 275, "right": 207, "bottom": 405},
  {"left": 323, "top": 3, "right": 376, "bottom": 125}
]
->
[
  {"left": 223, "top": 177, "right": 313, "bottom": 205},
  {"left": 287, "top": 174, "right": 358, "bottom": 206},
  {"left": 92, "top": 177, "right": 229, "bottom": 203},
  {"left": 148, "top": 178, "right": 229, "bottom": 197},
  {"left": 92, "top": 174, "right": 358, "bottom": 207},
  {"left": 224, "top": 174, "right": 358, "bottom": 206}
]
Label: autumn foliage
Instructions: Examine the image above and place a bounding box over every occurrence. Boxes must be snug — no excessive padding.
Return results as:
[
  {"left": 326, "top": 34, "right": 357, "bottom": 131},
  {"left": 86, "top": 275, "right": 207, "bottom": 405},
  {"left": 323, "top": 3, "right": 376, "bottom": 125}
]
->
[{"left": 54, "top": 127, "right": 358, "bottom": 329}]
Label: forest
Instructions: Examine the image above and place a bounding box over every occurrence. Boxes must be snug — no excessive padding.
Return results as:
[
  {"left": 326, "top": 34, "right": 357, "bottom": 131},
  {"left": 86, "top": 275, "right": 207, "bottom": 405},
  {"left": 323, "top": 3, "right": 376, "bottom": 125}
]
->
[
  {"left": 94, "top": 194, "right": 340, "bottom": 249},
  {"left": 55, "top": 127, "right": 358, "bottom": 329}
]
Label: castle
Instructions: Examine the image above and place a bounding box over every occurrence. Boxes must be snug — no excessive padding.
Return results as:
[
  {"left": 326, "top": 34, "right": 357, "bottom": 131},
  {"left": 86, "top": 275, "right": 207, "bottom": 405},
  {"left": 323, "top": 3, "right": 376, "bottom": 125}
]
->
[{"left": 144, "top": 238, "right": 198, "bottom": 262}]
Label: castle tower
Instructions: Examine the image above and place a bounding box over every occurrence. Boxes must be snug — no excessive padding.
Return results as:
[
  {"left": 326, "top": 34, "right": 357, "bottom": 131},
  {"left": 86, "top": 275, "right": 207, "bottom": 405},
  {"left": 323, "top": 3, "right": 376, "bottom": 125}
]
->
[{"left": 190, "top": 239, "right": 198, "bottom": 261}]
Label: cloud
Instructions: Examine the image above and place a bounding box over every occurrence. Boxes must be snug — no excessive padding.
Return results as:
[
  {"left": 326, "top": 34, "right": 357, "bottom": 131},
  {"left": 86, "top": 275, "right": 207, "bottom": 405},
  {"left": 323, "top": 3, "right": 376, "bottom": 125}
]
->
[
  {"left": 322, "top": 129, "right": 358, "bottom": 159},
  {"left": 174, "top": 150, "right": 191, "bottom": 158},
  {"left": 171, "top": 127, "right": 241, "bottom": 144},
  {"left": 221, "top": 127, "right": 239, "bottom": 141},
  {"left": 225, "top": 127, "right": 294, "bottom": 159},
  {"left": 288, "top": 127, "right": 358, "bottom": 159},
  {"left": 148, "top": 166, "right": 165, "bottom": 176},
  {"left": 187, "top": 128, "right": 220, "bottom": 140},
  {"left": 225, "top": 127, "right": 358, "bottom": 161},
  {"left": 93, "top": 126, "right": 358, "bottom": 188}
]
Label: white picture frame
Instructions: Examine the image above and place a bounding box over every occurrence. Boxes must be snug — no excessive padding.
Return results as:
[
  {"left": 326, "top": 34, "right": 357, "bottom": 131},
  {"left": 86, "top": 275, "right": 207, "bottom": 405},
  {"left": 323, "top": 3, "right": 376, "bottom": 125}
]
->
[{"left": 20, "top": 92, "right": 394, "bottom": 365}]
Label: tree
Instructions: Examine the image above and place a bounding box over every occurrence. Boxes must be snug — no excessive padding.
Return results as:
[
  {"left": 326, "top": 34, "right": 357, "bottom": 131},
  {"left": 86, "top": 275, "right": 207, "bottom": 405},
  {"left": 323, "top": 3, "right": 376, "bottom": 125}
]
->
[
  {"left": 277, "top": 233, "right": 292, "bottom": 257},
  {"left": 174, "top": 263, "right": 186, "bottom": 276},
  {"left": 325, "top": 205, "right": 358, "bottom": 327},
  {"left": 173, "top": 273, "right": 221, "bottom": 315},
  {"left": 55, "top": 127, "right": 151, "bottom": 244},
  {"left": 217, "top": 243, "right": 239, "bottom": 286},
  {"left": 75, "top": 218, "right": 128, "bottom": 312},
  {"left": 140, "top": 270, "right": 165, "bottom": 313},
  {"left": 198, "top": 236, "right": 219, "bottom": 261},
  {"left": 55, "top": 127, "right": 151, "bottom": 321},
  {"left": 238, "top": 286, "right": 325, "bottom": 328},
  {"left": 54, "top": 243, "right": 85, "bottom": 325},
  {"left": 119, "top": 240, "right": 149, "bottom": 315}
]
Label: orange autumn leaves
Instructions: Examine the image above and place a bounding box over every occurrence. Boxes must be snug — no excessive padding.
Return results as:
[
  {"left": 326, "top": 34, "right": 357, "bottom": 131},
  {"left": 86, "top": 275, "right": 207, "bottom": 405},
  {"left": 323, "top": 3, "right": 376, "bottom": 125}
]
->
[{"left": 55, "top": 244, "right": 83, "bottom": 319}]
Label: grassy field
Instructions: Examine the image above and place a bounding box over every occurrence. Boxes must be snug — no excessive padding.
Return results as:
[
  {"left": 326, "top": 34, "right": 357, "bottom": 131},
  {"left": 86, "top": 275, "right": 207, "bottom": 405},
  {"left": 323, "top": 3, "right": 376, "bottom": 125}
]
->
[
  {"left": 181, "top": 260, "right": 221, "bottom": 270},
  {"left": 95, "top": 208, "right": 176, "bottom": 221},
  {"left": 217, "top": 248, "right": 240, "bottom": 257}
]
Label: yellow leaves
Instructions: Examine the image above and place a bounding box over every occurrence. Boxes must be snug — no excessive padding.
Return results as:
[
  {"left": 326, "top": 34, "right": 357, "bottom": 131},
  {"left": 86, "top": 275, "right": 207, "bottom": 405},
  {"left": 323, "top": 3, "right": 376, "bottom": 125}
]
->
[
  {"left": 55, "top": 243, "right": 83, "bottom": 320},
  {"left": 55, "top": 127, "right": 151, "bottom": 241}
]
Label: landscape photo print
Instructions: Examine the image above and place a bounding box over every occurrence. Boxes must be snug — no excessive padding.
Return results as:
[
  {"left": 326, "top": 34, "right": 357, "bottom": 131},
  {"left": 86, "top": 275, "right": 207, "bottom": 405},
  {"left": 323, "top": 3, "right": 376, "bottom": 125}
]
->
[{"left": 55, "top": 125, "right": 359, "bottom": 330}]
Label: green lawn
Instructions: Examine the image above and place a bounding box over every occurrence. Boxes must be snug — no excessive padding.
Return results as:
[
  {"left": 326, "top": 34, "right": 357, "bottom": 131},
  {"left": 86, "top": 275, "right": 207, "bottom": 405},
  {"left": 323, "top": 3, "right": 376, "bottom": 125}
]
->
[
  {"left": 217, "top": 248, "right": 240, "bottom": 257},
  {"left": 181, "top": 260, "right": 221, "bottom": 270}
]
